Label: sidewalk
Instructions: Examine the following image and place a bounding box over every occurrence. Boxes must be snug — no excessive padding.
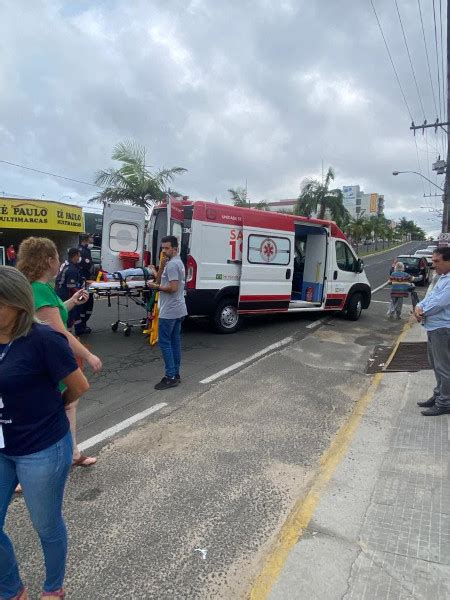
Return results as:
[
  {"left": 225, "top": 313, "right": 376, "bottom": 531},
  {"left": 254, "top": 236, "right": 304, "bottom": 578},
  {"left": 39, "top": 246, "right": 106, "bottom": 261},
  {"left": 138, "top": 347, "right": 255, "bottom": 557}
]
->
[{"left": 268, "top": 321, "right": 450, "bottom": 600}]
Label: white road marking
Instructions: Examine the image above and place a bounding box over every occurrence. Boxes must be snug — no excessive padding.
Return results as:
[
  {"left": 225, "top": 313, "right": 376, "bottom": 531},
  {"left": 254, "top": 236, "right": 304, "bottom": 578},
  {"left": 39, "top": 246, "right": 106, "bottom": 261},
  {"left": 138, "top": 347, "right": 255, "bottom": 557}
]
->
[
  {"left": 200, "top": 336, "right": 293, "bottom": 384},
  {"left": 372, "top": 300, "right": 413, "bottom": 308},
  {"left": 372, "top": 281, "right": 389, "bottom": 294},
  {"left": 78, "top": 402, "right": 167, "bottom": 451},
  {"left": 306, "top": 318, "right": 326, "bottom": 329}
]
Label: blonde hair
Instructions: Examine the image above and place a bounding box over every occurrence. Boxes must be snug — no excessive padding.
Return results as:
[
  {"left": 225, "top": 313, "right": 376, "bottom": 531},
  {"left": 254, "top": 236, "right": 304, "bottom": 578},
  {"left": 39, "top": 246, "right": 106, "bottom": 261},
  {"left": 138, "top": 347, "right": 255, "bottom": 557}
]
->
[
  {"left": 0, "top": 266, "right": 37, "bottom": 339},
  {"left": 17, "top": 237, "right": 58, "bottom": 282},
  {"left": 395, "top": 262, "right": 405, "bottom": 271}
]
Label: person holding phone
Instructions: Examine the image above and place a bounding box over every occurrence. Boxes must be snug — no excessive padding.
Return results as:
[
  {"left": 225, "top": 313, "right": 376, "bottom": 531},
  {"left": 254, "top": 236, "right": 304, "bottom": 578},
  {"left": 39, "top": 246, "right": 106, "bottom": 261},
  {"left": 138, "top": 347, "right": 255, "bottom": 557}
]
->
[
  {"left": 0, "top": 266, "right": 89, "bottom": 600},
  {"left": 17, "top": 237, "right": 102, "bottom": 467}
]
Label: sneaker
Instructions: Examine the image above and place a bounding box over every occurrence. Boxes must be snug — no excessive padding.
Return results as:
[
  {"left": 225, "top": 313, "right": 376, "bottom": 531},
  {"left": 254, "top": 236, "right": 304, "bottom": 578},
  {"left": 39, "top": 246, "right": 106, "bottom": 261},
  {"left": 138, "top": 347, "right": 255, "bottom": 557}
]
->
[
  {"left": 154, "top": 376, "right": 178, "bottom": 390},
  {"left": 175, "top": 374, "right": 181, "bottom": 383}
]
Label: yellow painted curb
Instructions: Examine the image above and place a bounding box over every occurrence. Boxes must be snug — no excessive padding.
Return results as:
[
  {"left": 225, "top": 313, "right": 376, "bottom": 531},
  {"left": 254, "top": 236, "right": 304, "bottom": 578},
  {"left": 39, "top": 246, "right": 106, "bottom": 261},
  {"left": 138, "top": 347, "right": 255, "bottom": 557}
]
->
[{"left": 248, "top": 320, "right": 412, "bottom": 600}]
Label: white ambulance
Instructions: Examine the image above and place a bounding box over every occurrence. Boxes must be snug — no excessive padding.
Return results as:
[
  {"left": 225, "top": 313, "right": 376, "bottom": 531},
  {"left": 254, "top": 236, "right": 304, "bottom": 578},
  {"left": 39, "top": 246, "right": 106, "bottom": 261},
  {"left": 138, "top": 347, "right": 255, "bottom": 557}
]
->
[{"left": 101, "top": 198, "right": 371, "bottom": 333}]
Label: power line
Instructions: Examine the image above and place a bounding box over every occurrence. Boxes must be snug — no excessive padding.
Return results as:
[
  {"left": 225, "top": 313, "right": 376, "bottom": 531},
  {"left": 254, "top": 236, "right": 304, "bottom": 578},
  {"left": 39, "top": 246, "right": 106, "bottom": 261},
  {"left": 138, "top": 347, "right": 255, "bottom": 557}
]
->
[
  {"left": 417, "top": 0, "right": 440, "bottom": 118},
  {"left": 0, "top": 159, "right": 101, "bottom": 188},
  {"left": 394, "top": 0, "right": 426, "bottom": 118},
  {"left": 370, "top": 0, "right": 429, "bottom": 193},
  {"left": 370, "top": 0, "right": 414, "bottom": 121},
  {"left": 439, "top": 0, "right": 446, "bottom": 121}
]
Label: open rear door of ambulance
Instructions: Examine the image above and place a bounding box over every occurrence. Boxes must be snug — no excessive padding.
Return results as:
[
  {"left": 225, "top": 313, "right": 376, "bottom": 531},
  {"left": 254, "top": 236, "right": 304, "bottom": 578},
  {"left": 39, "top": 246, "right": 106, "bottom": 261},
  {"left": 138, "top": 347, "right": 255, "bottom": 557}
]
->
[
  {"left": 238, "top": 222, "right": 295, "bottom": 314},
  {"left": 101, "top": 204, "right": 146, "bottom": 273}
]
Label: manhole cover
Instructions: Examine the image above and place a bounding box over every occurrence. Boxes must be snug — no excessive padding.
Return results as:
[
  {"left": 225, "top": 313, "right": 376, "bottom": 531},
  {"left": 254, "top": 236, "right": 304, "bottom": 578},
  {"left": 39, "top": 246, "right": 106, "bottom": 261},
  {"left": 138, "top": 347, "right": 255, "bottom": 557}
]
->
[{"left": 367, "top": 342, "right": 430, "bottom": 373}]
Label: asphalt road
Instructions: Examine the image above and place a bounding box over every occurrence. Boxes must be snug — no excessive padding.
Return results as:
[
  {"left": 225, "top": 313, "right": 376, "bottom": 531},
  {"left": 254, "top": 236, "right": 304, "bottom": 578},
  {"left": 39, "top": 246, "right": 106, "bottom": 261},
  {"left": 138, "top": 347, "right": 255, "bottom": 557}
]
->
[
  {"left": 7, "top": 240, "right": 431, "bottom": 599},
  {"left": 75, "top": 240, "right": 426, "bottom": 445}
]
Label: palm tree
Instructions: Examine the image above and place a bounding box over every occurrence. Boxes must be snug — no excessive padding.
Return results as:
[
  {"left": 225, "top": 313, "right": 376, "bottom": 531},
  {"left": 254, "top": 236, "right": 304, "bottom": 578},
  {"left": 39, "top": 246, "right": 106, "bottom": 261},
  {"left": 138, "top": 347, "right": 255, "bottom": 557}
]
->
[
  {"left": 345, "top": 217, "right": 366, "bottom": 249},
  {"left": 228, "top": 187, "right": 268, "bottom": 210},
  {"left": 295, "top": 167, "right": 349, "bottom": 225},
  {"left": 89, "top": 141, "right": 187, "bottom": 212}
]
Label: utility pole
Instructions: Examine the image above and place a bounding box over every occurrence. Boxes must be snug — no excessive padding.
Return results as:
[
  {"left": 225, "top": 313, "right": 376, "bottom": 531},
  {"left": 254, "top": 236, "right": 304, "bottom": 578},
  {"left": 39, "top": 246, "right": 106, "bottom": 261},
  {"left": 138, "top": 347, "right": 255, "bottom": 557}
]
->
[{"left": 444, "top": 0, "right": 450, "bottom": 232}]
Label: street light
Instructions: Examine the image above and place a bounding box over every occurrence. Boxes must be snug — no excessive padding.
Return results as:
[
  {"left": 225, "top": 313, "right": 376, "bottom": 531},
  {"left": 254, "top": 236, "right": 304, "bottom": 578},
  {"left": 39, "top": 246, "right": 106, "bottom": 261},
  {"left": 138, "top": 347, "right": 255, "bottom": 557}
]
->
[{"left": 392, "top": 170, "right": 444, "bottom": 192}]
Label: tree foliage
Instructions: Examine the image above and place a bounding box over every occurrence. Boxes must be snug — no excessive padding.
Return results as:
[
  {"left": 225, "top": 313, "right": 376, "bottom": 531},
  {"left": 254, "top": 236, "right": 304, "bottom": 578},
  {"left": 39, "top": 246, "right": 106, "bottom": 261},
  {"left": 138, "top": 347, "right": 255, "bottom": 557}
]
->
[
  {"left": 295, "top": 167, "right": 349, "bottom": 226},
  {"left": 228, "top": 187, "right": 268, "bottom": 210},
  {"left": 89, "top": 141, "right": 187, "bottom": 212}
]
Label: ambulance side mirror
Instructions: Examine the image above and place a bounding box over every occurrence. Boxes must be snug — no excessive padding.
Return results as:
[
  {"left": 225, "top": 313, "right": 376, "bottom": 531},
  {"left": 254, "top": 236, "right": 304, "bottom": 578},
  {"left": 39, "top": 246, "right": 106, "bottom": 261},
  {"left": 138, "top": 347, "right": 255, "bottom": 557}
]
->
[{"left": 355, "top": 259, "right": 364, "bottom": 273}]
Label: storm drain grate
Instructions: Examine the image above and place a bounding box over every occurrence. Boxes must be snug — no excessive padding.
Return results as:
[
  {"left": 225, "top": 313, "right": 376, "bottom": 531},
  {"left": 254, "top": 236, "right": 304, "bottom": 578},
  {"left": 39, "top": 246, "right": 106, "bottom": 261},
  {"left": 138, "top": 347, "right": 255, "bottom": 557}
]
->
[
  {"left": 367, "top": 342, "right": 431, "bottom": 373},
  {"left": 386, "top": 341, "right": 430, "bottom": 372},
  {"left": 366, "top": 342, "right": 431, "bottom": 374}
]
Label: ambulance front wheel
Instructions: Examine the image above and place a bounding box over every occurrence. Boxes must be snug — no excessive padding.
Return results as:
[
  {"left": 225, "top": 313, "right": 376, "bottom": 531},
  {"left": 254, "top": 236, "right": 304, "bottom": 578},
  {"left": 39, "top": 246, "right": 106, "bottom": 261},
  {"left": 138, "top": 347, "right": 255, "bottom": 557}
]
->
[
  {"left": 346, "top": 293, "right": 363, "bottom": 321},
  {"left": 212, "top": 298, "right": 242, "bottom": 334}
]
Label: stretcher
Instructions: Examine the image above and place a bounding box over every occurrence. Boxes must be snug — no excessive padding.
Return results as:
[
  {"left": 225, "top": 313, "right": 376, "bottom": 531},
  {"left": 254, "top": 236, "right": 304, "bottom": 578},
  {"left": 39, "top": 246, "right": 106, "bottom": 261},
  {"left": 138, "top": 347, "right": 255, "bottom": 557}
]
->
[{"left": 88, "top": 278, "right": 157, "bottom": 337}]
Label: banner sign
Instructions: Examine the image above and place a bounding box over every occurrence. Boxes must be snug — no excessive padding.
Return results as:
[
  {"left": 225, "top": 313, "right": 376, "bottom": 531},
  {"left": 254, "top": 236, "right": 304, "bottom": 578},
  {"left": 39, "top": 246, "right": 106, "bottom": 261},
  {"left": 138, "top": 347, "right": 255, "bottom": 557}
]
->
[
  {"left": 0, "top": 198, "right": 84, "bottom": 232},
  {"left": 370, "top": 193, "right": 378, "bottom": 213}
]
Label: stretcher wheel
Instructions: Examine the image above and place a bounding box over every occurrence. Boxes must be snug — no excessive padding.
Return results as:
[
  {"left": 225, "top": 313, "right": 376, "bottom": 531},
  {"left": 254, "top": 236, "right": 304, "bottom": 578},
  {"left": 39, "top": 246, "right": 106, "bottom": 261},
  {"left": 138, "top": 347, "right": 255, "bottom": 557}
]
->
[
  {"left": 111, "top": 323, "right": 119, "bottom": 332},
  {"left": 124, "top": 327, "right": 131, "bottom": 337}
]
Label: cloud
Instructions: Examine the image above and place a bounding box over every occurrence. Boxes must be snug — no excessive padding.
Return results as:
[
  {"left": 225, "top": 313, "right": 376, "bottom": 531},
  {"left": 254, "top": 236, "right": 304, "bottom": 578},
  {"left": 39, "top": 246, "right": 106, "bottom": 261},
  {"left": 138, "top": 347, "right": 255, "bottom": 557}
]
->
[{"left": 0, "top": 0, "right": 446, "bottom": 233}]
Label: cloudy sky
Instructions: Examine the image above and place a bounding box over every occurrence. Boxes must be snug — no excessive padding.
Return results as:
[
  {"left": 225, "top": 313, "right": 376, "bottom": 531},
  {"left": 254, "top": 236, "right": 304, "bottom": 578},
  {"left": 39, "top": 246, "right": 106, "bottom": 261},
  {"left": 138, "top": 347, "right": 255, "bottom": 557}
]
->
[{"left": 0, "top": 0, "right": 447, "bottom": 233}]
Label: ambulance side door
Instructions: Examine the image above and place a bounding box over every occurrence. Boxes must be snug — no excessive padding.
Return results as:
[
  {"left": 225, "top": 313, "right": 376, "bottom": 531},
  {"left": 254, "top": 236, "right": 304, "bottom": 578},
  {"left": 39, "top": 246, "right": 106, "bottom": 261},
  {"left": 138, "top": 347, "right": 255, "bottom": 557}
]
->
[
  {"left": 101, "top": 204, "right": 146, "bottom": 273},
  {"left": 238, "top": 226, "right": 294, "bottom": 313}
]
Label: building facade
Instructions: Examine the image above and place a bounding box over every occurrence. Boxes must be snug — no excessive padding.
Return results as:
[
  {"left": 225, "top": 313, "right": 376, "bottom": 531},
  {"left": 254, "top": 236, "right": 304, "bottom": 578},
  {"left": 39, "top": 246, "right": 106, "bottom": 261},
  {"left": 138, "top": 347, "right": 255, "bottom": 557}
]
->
[
  {"left": 0, "top": 197, "right": 85, "bottom": 265},
  {"left": 342, "top": 185, "right": 385, "bottom": 218}
]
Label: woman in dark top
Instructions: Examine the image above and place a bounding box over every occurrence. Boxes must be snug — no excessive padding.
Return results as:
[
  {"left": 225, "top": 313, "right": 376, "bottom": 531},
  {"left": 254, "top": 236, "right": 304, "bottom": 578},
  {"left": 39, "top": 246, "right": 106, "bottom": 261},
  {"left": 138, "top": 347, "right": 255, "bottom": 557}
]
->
[
  {"left": 17, "top": 237, "right": 101, "bottom": 467},
  {"left": 0, "top": 266, "right": 89, "bottom": 600}
]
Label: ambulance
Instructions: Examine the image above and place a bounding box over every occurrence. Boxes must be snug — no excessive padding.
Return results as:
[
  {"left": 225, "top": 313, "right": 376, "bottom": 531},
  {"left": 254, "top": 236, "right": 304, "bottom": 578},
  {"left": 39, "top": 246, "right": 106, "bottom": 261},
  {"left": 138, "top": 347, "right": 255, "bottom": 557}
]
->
[{"left": 100, "top": 198, "right": 371, "bottom": 333}]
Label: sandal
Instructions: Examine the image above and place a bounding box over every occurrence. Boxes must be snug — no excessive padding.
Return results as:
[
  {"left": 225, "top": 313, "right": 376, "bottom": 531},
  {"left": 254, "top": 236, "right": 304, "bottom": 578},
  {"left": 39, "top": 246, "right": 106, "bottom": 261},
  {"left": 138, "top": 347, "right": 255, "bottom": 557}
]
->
[
  {"left": 72, "top": 454, "right": 97, "bottom": 468},
  {"left": 41, "top": 589, "right": 65, "bottom": 599}
]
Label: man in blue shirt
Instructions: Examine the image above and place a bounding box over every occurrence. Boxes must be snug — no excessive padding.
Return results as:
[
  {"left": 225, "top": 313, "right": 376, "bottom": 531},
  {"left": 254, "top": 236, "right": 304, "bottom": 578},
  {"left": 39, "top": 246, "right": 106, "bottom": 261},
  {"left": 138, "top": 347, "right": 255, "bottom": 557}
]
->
[{"left": 415, "top": 247, "right": 450, "bottom": 416}]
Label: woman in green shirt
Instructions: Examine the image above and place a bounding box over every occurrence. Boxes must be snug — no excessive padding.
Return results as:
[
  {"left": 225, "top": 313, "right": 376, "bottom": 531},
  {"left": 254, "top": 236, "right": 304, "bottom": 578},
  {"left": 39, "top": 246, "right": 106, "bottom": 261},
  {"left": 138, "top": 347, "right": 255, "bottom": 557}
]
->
[{"left": 17, "top": 237, "right": 102, "bottom": 467}]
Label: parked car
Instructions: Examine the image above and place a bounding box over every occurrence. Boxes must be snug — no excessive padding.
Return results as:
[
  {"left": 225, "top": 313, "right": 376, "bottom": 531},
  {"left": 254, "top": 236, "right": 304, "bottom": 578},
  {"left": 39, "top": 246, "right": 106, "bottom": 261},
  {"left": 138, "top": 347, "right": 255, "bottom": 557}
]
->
[
  {"left": 391, "top": 255, "right": 430, "bottom": 285},
  {"left": 414, "top": 248, "right": 434, "bottom": 266}
]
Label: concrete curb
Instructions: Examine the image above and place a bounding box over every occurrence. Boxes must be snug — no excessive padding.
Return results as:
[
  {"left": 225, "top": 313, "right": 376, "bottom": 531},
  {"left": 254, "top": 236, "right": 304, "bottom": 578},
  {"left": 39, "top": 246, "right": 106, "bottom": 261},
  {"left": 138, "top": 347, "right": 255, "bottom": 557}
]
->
[{"left": 355, "top": 242, "right": 411, "bottom": 259}]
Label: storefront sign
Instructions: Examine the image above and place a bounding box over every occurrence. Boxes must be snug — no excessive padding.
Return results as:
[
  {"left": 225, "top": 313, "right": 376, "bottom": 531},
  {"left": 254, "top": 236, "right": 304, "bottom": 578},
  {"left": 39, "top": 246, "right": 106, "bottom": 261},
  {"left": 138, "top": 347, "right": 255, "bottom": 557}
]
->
[{"left": 0, "top": 198, "right": 84, "bottom": 232}]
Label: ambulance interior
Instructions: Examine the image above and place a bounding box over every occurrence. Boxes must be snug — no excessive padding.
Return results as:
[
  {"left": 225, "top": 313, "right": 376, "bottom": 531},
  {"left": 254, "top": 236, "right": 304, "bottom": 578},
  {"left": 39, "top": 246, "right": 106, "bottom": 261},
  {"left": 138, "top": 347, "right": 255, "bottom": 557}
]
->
[{"left": 291, "top": 224, "right": 327, "bottom": 305}]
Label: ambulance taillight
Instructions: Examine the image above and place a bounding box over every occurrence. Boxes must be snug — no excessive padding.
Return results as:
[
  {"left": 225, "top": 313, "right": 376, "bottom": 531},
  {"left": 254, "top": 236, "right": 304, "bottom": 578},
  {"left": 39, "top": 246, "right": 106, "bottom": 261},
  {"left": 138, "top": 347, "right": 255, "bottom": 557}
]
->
[{"left": 186, "top": 255, "right": 197, "bottom": 289}]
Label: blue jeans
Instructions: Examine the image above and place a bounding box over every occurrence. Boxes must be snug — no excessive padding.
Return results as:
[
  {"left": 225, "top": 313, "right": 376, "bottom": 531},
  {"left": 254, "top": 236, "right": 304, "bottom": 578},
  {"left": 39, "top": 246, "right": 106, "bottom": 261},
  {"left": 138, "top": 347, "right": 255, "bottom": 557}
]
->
[
  {"left": 158, "top": 317, "right": 184, "bottom": 379},
  {"left": 0, "top": 431, "right": 72, "bottom": 598}
]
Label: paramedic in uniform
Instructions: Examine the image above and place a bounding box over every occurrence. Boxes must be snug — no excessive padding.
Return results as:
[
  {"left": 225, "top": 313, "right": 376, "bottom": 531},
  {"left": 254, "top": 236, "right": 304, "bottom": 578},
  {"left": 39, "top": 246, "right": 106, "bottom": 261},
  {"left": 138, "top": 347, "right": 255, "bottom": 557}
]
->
[
  {"left": 56, "top": 248, "right": 85, "bottom": 336},
  {"left": 77, "top": 234, "right": 94, "bottom": 334},
  {"left": 150, "top": 235, "right": 187, "bottom": 390}
]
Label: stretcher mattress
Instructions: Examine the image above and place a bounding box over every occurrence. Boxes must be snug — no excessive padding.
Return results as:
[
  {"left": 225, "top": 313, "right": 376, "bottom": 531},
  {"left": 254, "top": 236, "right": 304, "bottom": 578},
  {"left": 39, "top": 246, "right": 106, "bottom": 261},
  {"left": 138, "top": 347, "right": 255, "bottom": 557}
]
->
[{"left": 89, "top": 280, "right": 150, "bottom": 291}]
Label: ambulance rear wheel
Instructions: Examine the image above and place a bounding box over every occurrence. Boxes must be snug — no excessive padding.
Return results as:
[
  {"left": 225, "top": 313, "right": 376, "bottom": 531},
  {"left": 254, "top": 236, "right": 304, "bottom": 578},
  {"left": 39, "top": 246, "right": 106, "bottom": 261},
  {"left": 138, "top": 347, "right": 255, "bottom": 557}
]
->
[
  {"left": 212, "top": 299, "right": 241, "bottom": 334},
  {"left": 346, "top": 293, "right": 363, "bottom": 321}
]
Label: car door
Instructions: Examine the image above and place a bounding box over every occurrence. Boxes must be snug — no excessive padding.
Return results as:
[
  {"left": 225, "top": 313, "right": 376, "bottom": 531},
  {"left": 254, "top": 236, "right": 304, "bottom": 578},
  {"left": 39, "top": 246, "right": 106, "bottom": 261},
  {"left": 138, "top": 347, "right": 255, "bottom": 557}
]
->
[
  {"left": 100, "top": 204, "right": 146, "bottom": 273},
  {"left": 238, "top": 225, "right": 294, "bottom": 313}
]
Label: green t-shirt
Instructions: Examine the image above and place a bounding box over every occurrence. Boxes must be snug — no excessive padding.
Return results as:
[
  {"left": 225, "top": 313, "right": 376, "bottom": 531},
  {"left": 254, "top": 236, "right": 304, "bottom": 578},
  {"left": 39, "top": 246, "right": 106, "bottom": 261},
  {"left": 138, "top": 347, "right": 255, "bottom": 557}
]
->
[{"left": 31, "top": 281, "right": 69, "bottom": 328}]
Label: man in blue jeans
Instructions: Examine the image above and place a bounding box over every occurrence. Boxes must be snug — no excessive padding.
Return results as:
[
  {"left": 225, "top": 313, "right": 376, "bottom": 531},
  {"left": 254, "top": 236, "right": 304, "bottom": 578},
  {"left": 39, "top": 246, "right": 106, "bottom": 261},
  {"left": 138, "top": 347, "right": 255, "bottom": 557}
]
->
[{"left": 151, "top": 235, "right": 187, "bottom": 390}]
